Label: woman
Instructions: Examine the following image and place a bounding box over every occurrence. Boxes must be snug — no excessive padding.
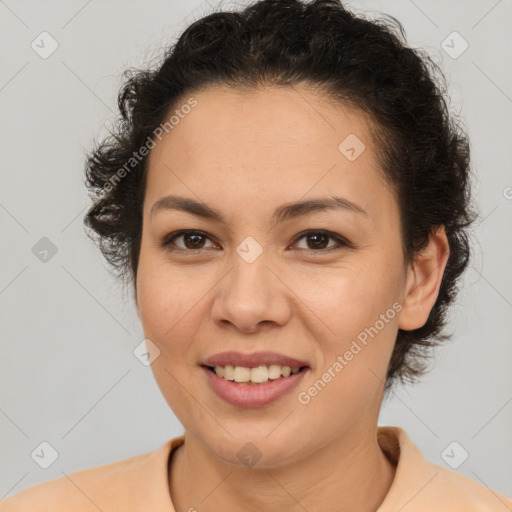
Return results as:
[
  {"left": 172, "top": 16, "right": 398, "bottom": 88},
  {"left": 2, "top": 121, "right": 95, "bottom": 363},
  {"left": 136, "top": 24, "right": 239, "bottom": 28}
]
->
[{"left": 1, "top": 0, "right": 510, "bottom": 510}]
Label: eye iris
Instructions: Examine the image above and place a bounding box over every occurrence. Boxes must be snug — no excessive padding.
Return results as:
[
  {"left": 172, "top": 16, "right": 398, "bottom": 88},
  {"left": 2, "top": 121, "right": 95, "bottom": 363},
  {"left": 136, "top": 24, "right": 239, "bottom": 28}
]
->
[
  {"left": 184, "top": 233, "right": 205, "bottom": 249},
  {"left": 307, "top": 233, "right": 329, "bottom": 250}
]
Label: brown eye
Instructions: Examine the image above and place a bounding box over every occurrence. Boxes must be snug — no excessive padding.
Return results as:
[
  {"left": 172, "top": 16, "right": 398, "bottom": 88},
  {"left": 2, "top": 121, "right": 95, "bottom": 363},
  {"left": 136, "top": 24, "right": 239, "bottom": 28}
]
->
[
  {"left": 304, "top": 232, "right": 330, "bottom": 249},
  {"left": 161, "top": 230, "right": 216, "bottom": 251},
  {"left": 160, "top": 229, "right": 350, "bottom": 254},
  {"left": 181, "top": 232, "right": 206, "bottom": 249},
  {"left": 293, "top": 230, "right": 349, "bottom": 253}
]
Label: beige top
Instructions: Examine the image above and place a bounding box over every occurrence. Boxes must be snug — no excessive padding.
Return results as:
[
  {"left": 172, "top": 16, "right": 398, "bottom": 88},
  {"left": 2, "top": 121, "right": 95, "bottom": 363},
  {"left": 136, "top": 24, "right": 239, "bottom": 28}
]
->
[{"left": 1, "top": 426, "right": 510, "bottom": 511}]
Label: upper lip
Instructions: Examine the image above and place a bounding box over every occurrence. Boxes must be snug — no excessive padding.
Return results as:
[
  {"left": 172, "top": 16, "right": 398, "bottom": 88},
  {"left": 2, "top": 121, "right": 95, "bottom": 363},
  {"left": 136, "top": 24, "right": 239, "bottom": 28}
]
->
[{"left": 202, "top": 351, "right": 309, "bottom": 369}]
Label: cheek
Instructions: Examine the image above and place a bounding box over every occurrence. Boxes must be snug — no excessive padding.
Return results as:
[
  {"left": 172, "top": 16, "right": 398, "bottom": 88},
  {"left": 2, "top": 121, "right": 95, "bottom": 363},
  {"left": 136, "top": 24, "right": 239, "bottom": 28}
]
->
[
  {"left": 136, "top": 258, "right": 207, "bottom": 419},
  {"left": 295, "top": 285, "right": 398, "bottom": 430},
  {"left": 136, "top": 250, "right": 202, "bottom": 355},
  {"left": 284, "top": 258, "right": 398, "bottom": 338},
  {"left": 289, "top": 259, "right": 400, "bottom": 390}
]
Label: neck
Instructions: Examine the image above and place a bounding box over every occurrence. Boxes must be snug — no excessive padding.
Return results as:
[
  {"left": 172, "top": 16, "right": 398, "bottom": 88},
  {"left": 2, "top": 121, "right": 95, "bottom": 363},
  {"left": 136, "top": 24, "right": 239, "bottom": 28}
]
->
[{"left": 169, "top": 422, "right": 396, "bottom": 512}]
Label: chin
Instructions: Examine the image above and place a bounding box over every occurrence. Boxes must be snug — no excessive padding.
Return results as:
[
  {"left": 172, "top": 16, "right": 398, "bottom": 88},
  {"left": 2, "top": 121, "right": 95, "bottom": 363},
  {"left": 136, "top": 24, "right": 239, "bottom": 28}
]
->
[{"left": 199, "top": 427, "right": 306, "bottom": 469}]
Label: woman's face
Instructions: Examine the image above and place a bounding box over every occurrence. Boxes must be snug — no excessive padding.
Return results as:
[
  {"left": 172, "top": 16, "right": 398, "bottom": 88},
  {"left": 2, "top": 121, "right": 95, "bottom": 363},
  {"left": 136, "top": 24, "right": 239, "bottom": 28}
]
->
[{"left": 136, "top": 85, "right": 415, "bottom": 467}]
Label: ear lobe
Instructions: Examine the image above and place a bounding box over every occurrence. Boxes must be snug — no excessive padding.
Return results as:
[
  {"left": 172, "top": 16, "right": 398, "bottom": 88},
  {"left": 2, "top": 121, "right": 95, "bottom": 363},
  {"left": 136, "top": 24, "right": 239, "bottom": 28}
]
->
[{"left": 398, "top": 226, "right": 450, "bottom": 331}]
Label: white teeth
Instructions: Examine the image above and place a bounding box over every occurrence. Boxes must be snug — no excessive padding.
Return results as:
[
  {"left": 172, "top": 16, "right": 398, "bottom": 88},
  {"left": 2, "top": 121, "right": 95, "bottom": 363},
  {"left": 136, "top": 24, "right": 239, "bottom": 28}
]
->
[
  {"left": 212, "top": 364, "right": 303, "bottom": 383},
  {"left": 233, "top": 366, "right": 251, "bottom": 383},
  {"left": 268, "top": 364, "right": 282, "bottom": 379},
  {"left": 223, "top": 365, "right": 235, "bottom": 380},
  {"left": 250, "top": 365, "right": 269, "bottom": 383}
]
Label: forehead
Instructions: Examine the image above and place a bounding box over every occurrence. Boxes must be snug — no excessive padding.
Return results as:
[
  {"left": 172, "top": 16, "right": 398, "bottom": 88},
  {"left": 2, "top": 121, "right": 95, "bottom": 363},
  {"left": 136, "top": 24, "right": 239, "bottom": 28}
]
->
[
  {"left": 144, "top": 85, "right": 396, "bottom": 227},
  {"left": 149, "top": 84, "right": 375, "bottom": 162}
]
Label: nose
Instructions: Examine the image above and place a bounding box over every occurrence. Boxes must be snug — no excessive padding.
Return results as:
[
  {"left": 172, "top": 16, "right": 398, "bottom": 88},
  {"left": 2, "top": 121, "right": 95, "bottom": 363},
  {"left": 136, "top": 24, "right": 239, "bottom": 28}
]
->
[{"left": 211, "top": 252, "right": 292, "bottom": 334}]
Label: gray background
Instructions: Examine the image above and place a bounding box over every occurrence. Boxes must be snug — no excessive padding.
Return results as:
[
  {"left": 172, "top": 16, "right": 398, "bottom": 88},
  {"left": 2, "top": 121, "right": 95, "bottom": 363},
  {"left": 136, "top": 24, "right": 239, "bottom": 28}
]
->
[{"left": 1, "top": 0, "right": 511, "bottom": 501}]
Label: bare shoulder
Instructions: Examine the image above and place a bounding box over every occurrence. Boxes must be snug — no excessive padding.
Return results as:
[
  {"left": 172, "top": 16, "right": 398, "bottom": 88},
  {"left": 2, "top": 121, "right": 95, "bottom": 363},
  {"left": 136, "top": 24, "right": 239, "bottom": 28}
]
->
[{"left": 0, "top": 451, "right": 152, "bottom": 512}]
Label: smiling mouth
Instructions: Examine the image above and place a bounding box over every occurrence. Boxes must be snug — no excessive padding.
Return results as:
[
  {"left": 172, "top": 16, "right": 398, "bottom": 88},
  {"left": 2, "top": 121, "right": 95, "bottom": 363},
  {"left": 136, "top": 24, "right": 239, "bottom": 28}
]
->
[{"left": 203, "top": 364, "right": 309, "bottom": 385}]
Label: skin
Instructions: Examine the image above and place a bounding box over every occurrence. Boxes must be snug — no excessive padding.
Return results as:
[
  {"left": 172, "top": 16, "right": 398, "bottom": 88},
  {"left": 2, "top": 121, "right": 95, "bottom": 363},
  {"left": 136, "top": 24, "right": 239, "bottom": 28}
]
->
[{"left": 135, "top": 84, "right": 450, "bottom": 512}]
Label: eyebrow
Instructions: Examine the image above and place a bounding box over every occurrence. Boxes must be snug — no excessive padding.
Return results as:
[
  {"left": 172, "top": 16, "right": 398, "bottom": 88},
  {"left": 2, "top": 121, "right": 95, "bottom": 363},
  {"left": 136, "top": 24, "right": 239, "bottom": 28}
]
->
[{"left": 150, "top": 194, "right": 368, "bottom": 224}]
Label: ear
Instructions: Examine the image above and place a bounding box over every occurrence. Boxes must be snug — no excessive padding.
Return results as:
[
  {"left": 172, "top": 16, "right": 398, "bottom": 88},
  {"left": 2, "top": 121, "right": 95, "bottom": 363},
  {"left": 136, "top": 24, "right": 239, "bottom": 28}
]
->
[{"left": 398, "top": 226, "right": 450, "bottom": 331}]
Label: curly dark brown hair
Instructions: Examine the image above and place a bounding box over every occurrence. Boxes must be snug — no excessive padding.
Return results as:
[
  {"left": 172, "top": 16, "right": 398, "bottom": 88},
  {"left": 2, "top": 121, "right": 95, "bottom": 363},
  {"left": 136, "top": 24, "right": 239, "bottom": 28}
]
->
[{"left": 83, "top": 0, "right": 477, "bottom": 393}]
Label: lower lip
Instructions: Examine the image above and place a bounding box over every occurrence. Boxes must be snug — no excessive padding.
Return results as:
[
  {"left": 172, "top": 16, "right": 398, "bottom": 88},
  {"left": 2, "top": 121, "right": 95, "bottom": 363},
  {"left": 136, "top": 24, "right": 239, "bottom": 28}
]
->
[{"left": 202, "top": 366, "right": 309, "bottom": 408}]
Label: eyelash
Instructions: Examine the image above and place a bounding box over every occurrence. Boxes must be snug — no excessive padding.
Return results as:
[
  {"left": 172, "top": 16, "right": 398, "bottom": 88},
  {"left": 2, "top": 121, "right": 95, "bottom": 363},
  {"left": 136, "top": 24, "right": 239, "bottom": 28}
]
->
[{"left": 159, "top": 229, "right": 351, "bottom": 255}]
